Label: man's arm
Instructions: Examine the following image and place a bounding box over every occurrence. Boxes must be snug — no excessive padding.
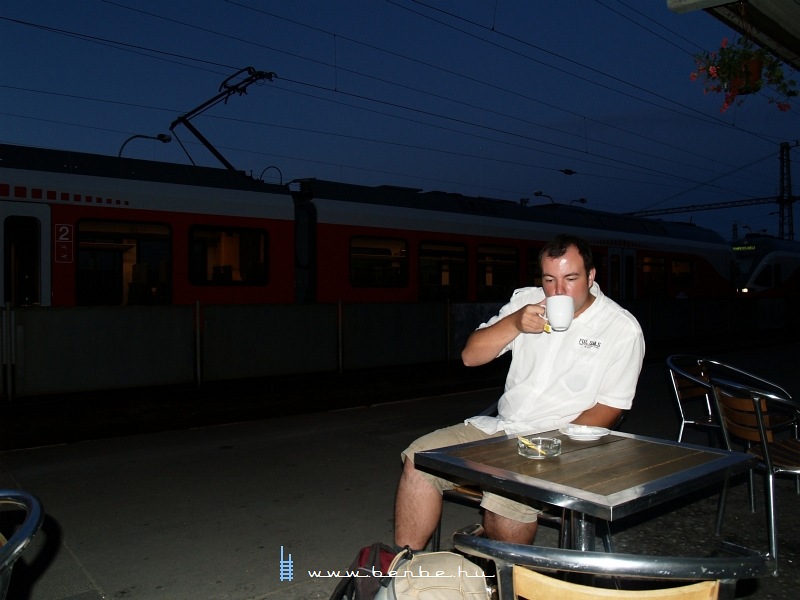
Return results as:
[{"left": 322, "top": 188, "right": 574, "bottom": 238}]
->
[
  {"left": 572, "top": 322, "right": 644, "bottom": 429},
  {"left": 571, "top": 403, "right": 623, "bottom": 429},
  {"left": 461, "top": 304, "right": 547, "bottom": 367}
]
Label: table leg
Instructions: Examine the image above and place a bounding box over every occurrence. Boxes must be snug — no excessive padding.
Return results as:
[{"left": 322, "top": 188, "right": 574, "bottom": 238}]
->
[{"left": 570, "top": 510, "right": 596, "bottom": 551}]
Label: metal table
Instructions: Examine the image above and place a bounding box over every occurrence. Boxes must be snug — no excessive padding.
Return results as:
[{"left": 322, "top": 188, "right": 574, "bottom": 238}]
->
[{"left": 415, "top": 430, "right": 756, "bottom": 551}]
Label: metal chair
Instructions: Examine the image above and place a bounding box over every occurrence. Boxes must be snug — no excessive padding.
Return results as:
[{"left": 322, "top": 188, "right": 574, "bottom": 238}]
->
[
  {"left": 666, "top": 354, "right": 720, "bottom": 445},
  {"left": 453, "top": 523, "right": 771, "bottom": 600},
  {"left": 704, "top": 359, "right": 800, "bottom": 575},
  {"left": 0, "top": 489, "right": 44, "bottom": 600}
]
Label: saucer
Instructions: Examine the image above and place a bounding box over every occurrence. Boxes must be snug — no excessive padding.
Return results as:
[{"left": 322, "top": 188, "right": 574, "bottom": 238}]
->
[{"left": 558, "top": 425, "right": 610, "bottom": 441}]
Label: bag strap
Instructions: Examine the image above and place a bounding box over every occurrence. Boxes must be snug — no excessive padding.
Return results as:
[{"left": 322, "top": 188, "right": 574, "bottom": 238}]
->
[{"left": 386, "top": 546, "right": 413, "bottom": 573}]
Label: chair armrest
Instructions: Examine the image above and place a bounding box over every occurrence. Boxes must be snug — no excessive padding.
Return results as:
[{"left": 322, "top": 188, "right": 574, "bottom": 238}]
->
[{"left": 0, "top": 490, "right": 44, "bottom": 575}]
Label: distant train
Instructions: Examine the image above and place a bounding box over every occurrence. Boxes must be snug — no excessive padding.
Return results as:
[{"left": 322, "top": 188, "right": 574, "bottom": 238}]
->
[
  {"left": 732, "top": 235, "right": 800, "bottom": 297},
  {"left": 0, "top": 143, "right": 793, "bottom": 400}
]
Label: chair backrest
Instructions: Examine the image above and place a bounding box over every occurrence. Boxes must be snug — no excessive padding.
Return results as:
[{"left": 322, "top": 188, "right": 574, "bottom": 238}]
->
[
  {"left": 666, "top": 355, "right": 715, "bottom": 437},
  {"left": 701, "top": 359, "right": 795, "bottom": 452},
  {"left": 453, "top": 524, "right": 770, "bottom": 600},
  {"left": 713, "top": 387, "right": 771, "bottom": 444},
  {"left": 513, "top": 565, "right": 719, "bottom": 600},
  {"left": 667, "top": 355, "right": 712, "bottom": 404}
]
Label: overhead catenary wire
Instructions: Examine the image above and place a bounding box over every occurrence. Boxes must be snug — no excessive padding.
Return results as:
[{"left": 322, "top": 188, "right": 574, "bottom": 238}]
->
[
  {"left": 2, "top": 5, "right": 781, "bottom": 180},
  {"left": 0, "top": 1, "right": 789, "bottom": 215}
]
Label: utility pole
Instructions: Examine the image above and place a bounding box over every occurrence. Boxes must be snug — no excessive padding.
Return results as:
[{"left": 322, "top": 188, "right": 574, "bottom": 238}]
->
[
  {"left": 628, "top": 143, "right": 796, "bottom": 241},
  {"left": 777, "top": 142, "right": 795, "bottom": 241}
]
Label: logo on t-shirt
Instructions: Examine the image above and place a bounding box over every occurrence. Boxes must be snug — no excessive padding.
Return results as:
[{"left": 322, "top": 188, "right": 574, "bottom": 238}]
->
[{"left": 579, "top": 338, "right": 601, "bottom": 349}]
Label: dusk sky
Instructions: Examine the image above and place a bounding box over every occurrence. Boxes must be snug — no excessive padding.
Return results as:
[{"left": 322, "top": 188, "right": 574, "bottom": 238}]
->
[{"left": 2, "top": 0, "right": 798, "bottom": 240}]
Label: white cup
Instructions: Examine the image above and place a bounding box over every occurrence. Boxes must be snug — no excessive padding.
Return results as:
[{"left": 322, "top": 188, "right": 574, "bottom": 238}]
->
[{"left": 545, "top": 295, "right": 574, "bottom": 332}]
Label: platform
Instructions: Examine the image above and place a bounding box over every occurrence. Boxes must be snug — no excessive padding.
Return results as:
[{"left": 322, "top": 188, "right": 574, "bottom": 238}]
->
[{"left": 1, "top": 341, "right": 798, "bottom": 599}]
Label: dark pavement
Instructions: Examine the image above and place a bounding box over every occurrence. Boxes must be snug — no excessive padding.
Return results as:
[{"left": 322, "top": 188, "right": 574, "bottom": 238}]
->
[{"left": 1, "top": 334, "right": 799, "bottom": 599}]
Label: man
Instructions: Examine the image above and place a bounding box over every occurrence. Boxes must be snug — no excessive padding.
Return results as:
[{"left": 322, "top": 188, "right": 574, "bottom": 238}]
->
[{"left": 394, "top": 234, "right": 645, "bottom": 549}]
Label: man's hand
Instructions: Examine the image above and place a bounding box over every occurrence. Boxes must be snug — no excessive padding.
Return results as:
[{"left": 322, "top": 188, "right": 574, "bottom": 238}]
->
[{"left": 512, "top": 303, "right": 548, "bottom": 334}]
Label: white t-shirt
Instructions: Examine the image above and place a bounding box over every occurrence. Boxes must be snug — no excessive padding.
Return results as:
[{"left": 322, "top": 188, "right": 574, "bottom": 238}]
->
[{"left": 466, "top": 283, "right": 645, "bottom": 435}]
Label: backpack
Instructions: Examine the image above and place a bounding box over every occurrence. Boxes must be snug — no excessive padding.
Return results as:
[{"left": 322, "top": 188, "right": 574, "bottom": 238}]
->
[
  {"left": 330, "top": 544, "right": 489, "bottom": 600},
  {"left": 329, "top": 542, "right": 397, "bottom": 600}
]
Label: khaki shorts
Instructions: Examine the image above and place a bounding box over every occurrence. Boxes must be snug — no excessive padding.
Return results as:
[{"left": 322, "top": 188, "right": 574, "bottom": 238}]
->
[{"left": 402, "top": 423, "right": 543, "bottom": 523}]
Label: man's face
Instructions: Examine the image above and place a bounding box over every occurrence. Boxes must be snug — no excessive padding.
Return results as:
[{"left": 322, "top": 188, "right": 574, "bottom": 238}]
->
[{"left": 541, "top": 245, "right": 596, "bottom": 314}]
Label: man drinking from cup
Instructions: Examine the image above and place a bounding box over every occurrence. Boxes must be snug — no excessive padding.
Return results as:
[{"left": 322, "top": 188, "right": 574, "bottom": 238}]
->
[{"left": 394, "top": 234, "right": 645, "bottom": 549}]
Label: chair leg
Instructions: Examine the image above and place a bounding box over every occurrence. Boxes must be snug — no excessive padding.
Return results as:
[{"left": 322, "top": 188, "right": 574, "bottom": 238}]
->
[
  {"left": 558, "top": 509, "right": 570, "bottom": 549},
  {"left": 495, "top": 564, "right": 514, "bottom": 600},
  {"left": 717, "top": 579, "right": 738, "bottom": 600},
  {"left": 432, "top": 517, "right": 442, "bottom": 551},
  {"left": 764, "top": 472, "right": 779, "bottom": 574},
  {"left": 714, "top": 476, "right": 730, "bottom": 537}
]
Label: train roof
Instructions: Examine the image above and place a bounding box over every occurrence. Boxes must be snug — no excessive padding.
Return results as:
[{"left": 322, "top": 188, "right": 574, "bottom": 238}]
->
[
  {"left": 293, "top": 178, "right": 727, "bottom": 245},
  {"left": 0, "top": 143, "right": 288, "bottom": 194},
  {"left": 732, "top": 234, "right": 800, "bottom": 253},
  {"left": 1, "top": 143, "right": 726, "bottom": 246}
]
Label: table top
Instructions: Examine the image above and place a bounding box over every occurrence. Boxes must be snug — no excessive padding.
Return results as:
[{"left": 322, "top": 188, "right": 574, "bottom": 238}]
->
[{"left": 415, "top": 430, "right": 756, "bottom": 521}]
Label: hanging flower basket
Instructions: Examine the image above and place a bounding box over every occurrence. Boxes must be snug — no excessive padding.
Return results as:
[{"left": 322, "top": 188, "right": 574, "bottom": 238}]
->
[
  {"left": 730, "top": 58, "right": 763, "bottom": 94},
  {"left": 691, "top": 37, "right": 798, "bottom": 112}
]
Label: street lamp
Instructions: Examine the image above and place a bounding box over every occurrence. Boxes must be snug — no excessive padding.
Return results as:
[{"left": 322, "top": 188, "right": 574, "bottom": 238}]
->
[
  {"left": 533, "top": 191, "right": 555, "bottom": 203},
  {"left": 118, "top": 133, "right": 172, "bottom": 157}
]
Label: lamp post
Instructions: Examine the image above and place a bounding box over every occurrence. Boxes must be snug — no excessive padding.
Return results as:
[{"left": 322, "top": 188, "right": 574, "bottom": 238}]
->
[
  {"left": 118, "top": 133, "right": 172, "bottom": 157},
  {"left": 533, "top": 191, "right": 555, "bottom": 203}
]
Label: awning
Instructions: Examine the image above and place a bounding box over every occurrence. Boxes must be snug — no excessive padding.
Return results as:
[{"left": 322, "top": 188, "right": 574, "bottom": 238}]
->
[{"left": 667, "top": 0, "right": 800, "bottom": 70}]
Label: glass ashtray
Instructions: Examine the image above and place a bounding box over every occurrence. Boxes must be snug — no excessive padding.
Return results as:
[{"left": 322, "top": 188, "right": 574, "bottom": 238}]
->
[{"left": 517, "top": 436, "right": 562, "bottom": 459}]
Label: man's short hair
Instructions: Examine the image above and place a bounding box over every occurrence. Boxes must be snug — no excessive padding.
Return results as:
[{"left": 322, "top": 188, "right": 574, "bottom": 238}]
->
[{"left": 539, "top": 234, "right": 594, "bottom": 273}]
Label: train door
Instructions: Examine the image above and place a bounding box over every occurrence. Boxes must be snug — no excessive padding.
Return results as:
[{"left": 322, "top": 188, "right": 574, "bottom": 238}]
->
[
  {"left": 606, "top": 248, "right": 636, "bottom": 301},
  {"left": 1, "top": 202, "right": 51, "bottom": 307}
]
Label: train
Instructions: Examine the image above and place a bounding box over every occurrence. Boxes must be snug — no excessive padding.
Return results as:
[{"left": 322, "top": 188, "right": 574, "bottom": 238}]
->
[
  {"left": 0, "top": 143, "right": 795, "bottom": 400},
  {"left": 732, "top": 234, "right": 800, "bottom": 297},
  {"left": 1, "top": 143, "right": 737, "bottom": 308}
]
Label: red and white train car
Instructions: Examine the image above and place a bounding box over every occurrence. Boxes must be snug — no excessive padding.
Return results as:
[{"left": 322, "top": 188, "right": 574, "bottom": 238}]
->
[
  {"left": 0, "top": 143, "right": 770, "bottom": 400},
  {"left": 1, "top": 143, "right": 738, "bottom": 310},
  {"left": 2, "top": 144, "right": 295, "bottom": 308}
]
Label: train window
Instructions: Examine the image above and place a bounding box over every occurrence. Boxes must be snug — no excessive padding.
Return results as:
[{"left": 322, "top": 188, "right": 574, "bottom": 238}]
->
[
  {"left": 670, "top": 259, "right": 693, "bottom": 288},
  {"left": 77, "top": 221, "right": 171, "bottom": 306},
  {"left": 641, "top": 256, "right": 666, "bottom": 297},
  {"left": 189, "top": 227, "right": 267, "bottom": 285},
  {"left": 4, "top": 216, "right": 40, "bottom": 306},
  {"left": 478, "top": 245, "right": 518, "bottom": 302},
  {"left": 753, "top": 264, "right": 779, "bottom": 288},
  {"left": 350, "top": 236, "right": 408, "bottom": 288},
  {"left": 525, "top": 247, "right": 542, "bottom": 286},
  {"left": 419, "top": 241, "right": 467, "bottom": 301}
]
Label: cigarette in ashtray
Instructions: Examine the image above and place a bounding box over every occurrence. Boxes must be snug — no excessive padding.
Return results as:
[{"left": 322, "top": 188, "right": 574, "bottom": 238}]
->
[{"left": 517, "top": 436, "right": 547, "bottom": 455}]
